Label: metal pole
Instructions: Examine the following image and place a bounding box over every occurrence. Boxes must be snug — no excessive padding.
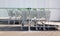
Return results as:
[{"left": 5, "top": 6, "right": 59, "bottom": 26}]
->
[
  {"left": 36, "top": 11, "right": 38, "bottom": 31},
  {"left": 29, "top": 10, "right": 30, "bottom": 31}
]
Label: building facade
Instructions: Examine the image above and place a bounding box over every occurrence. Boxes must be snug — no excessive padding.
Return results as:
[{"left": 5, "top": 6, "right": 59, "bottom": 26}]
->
[{"left": 0, "top": 0, "right": 60, "bottom": 21}]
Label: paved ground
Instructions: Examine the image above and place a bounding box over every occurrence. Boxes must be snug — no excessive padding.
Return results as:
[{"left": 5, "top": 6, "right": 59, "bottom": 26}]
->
[{"left": 0, "top": 31, "right": 60, "bottom": 36}]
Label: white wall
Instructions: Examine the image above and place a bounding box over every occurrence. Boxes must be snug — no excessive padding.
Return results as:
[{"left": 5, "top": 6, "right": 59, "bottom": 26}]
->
[
  {"left": 0, "top": 0, "right": 60, "bottom": 8},
  {"left": 49, "top": 0, "right": 60, "bottom": 8},
  {"left": 49, "top": 0, "right": 60, "bottom": 21},
  {"left": 49, "top": 9, "right": 60, "bottom": 21},
  {"left": 0, "top": 0, "right": 49, "bottom": 8}
]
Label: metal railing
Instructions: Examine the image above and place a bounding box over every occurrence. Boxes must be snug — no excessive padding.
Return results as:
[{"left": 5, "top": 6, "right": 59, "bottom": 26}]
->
[{"left": 0, "top": 8, "right": 59, "bottom": 31}]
